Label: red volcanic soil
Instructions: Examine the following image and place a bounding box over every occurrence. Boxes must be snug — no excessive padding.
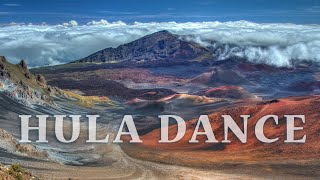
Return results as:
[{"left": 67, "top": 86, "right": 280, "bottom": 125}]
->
[
  {"left": 199, "top": 86, "right": 257, "bottom": 99},
  {"left": 122, "top": 96, "right": 320, "bottom": 170}
]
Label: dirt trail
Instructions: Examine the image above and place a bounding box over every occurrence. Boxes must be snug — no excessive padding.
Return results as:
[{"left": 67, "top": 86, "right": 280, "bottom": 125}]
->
[{"left": 0, "top": 144, "right": 259, "bottom": 180}]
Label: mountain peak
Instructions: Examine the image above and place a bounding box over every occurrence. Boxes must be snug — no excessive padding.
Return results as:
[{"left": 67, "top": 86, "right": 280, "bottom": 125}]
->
[
  {"left": 74, "top": 30, "right": 212, "bottom": 65},
  {"left": 150, "top": 30, "right": 173, "bottom": 36},
  {"left": 156, "top": 30, "right": 171, "bottom": 34}
]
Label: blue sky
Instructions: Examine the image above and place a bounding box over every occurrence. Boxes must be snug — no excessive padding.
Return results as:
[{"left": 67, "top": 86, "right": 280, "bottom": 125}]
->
[{"left": 1, "top": 0, "right": 320, "bottom": 24}]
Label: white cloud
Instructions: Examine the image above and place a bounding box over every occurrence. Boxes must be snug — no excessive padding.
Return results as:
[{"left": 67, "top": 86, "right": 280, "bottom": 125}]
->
[
  {"left": 62, "top": 20, "right": 78, "bottom": 26},
  {"left": 87, "top": 19, "right": 109, "bottom": 25},
  {"left": 86, "top": 19, "right": 126, "bottom": 26},
  {"left": 0, "top": 20, "right": 319, "bottom": 67}
]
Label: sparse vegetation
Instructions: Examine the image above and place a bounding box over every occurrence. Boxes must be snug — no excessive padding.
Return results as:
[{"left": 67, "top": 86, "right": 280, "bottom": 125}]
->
[
  {"left": 8, "top": 164, "right": 26, "bottom": 180},
  {"left": 64, "top": 90, "right": 113, "bottom": 107},
  {"left": 0, "top": 164, "right": 34, "bottom": 180}
]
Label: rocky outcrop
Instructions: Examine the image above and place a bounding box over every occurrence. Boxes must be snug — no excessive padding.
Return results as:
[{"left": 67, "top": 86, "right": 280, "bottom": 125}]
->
[
  {"left": 0, "top": 57, "right": 10, "bottom": 78},
  {"left": 0, "top": 129, "right": 48, "bottom": 158},
  {"left": 0, "top": 56, "right": 6, "bottom": 62},
  {"left": 36, "top": 74, "right": 46, "bottom": 85},
  {"left": 19, "top": 59, "right": 28, "bottom": 72},
  {"left": 19, "top": 59, "right": 32, "bottom": 79},
  {"left": 0, "top": 57, "right": 64, "bottom": 106}
]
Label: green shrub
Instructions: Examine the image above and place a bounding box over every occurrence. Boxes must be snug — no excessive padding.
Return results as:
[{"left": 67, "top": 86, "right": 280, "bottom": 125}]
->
[{"left": 8, "top": 164, "right": 26, "bottom": 180}]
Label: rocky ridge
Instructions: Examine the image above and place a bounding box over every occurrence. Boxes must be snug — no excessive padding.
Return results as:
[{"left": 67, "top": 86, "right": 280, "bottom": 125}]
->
[{"left": 0, "top": 56, "right": 64, "bottom": 106}]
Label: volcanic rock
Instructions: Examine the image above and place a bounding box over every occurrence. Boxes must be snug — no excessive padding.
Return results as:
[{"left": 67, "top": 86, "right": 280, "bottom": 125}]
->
[
  {"left": 36, "top": 74, "right": 47, "bottom": 86},
  {"left": 0, "top": 56, "right": 6, "bottom": 62},
  {"left": 0, "top": 60, "right": 10, "bottom": 77},
  {"left": 16, "top": 81, "right": 33, "bottom": 99},
  {"left": 24, "top": 72, "right": 31, "bottom": 79},
  {"left": 19, "top": 59, "right": 29, "bottom": 72},
  {"left": 0, "top": 128, "right": 48, "bottom": 158}
]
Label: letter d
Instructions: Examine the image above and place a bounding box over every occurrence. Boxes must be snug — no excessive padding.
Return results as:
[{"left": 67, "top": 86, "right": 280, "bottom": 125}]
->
[{"left": 159, "top": 115, "right": 186, "bottom": 143}]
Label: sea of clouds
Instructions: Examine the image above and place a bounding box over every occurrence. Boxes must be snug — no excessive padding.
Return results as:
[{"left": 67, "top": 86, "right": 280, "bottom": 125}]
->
[{"left": 0, "top": 20, "right": 320, "bottom": 67}]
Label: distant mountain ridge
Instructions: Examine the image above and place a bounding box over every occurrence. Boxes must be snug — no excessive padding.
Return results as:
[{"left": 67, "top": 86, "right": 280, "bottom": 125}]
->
[{"left": 73, "top": 30, "right": 213, "bottom": 65}]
